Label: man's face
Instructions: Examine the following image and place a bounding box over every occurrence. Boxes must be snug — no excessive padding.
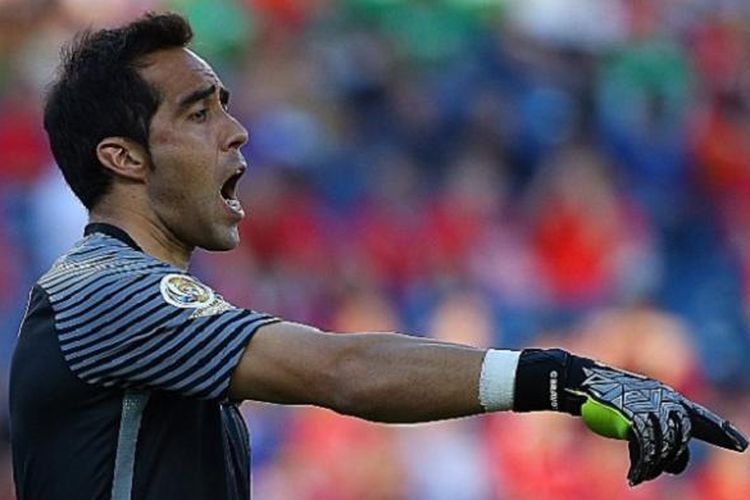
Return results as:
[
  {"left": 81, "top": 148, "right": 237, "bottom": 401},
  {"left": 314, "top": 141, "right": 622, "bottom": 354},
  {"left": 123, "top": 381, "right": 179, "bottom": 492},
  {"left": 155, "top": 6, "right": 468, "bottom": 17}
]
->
[{"left": 138, "top": 48, "right": 249, "bottom": 251}]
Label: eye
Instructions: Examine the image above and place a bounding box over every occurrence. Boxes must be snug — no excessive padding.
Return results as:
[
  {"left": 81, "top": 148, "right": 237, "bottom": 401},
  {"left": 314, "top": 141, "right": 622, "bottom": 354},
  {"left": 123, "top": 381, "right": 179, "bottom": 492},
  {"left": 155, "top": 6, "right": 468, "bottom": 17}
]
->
[{"left": 189, "top": 108, "right": 208, "bottom": 122}]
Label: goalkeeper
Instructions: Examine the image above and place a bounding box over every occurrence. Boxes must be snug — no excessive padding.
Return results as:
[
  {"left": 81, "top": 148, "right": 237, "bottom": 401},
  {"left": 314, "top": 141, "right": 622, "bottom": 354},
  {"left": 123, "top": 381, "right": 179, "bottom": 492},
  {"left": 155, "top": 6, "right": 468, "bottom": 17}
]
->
[{"left": 9, "top": 12, "right": 747, "bottom": 500}]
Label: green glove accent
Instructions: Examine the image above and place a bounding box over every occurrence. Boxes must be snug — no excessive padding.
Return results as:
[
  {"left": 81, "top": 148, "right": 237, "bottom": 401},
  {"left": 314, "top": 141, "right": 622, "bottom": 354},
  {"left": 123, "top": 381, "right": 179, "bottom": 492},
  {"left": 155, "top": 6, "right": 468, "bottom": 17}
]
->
[{"left": 581, "top": 397, "right": 632, "bottom": 440}]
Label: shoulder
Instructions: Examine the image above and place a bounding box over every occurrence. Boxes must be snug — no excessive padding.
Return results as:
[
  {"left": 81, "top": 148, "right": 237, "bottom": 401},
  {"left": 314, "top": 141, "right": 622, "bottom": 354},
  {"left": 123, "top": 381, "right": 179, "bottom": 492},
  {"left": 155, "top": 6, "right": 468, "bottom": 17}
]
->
[
  {"left": 37, "top": 232, "right": 252, "bottom": 327},
  {"left": 35, "top": 233, "right": 235, "bottom": 323},
  {"left": 41, "top": 232, "right": 171, "bottom": 280},
  {"left": 38, "top": 232, "right": 175, "bottom": 300}
]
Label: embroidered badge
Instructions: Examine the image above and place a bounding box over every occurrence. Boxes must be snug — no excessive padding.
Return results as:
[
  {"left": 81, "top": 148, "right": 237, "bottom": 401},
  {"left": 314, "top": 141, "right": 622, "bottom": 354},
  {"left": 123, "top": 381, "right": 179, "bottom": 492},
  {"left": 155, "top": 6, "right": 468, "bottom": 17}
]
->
[{"left": 160, "top": 274, "right": 215, "bottom": 309}]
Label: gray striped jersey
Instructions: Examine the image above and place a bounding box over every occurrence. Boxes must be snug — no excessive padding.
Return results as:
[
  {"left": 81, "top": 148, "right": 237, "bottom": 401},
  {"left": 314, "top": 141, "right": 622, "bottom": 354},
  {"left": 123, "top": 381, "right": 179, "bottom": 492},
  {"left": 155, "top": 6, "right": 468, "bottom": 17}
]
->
[
  {"left": 38, "top": 230, "right": 277, "bottom": 400},
  {"left": 11, "top": 224, "right": 278, "bottom": 499}
]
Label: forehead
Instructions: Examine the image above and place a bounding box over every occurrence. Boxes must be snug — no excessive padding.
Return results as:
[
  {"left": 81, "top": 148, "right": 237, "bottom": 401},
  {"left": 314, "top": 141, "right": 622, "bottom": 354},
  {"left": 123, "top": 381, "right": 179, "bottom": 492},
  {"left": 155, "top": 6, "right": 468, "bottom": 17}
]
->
[{"left": 138, "top": 48, "right": 220, "bottom": 106}]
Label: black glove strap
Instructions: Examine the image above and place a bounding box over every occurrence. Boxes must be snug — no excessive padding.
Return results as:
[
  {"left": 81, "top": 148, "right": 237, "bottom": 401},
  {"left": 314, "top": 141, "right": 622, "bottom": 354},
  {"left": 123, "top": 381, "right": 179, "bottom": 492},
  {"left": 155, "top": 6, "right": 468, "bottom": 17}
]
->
[{"left": 513, "top": 348, "right": 592, "bottom": 415}]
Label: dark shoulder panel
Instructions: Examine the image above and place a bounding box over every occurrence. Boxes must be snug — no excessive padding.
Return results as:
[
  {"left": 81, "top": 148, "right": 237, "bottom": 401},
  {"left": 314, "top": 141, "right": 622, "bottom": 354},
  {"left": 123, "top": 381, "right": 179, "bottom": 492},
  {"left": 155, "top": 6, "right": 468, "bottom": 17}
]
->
[{"left": 10, "top": 284, "right": 123, "bottom": 500}]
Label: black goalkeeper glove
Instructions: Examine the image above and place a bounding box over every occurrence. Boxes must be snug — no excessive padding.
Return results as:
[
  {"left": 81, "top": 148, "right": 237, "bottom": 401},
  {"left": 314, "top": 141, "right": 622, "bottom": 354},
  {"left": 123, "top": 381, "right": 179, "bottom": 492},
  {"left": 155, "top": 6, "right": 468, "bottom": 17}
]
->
[{"left": 513, "top": 349, "right": 748, "bottom": 486}]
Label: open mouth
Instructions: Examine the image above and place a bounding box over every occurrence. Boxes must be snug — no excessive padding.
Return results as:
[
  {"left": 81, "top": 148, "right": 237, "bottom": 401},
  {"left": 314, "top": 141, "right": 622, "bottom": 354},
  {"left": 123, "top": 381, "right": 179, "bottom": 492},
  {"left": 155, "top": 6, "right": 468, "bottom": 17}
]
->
[{"left": 220, "top": 167, "right": 245, "bottom": 213}]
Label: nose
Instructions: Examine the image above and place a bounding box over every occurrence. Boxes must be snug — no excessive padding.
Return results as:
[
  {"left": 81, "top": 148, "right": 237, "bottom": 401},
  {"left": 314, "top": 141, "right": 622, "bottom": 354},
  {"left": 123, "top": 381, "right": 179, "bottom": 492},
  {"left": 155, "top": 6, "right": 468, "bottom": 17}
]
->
[{"left": 223, "top": 113, "right": 249, "bottom": 151}]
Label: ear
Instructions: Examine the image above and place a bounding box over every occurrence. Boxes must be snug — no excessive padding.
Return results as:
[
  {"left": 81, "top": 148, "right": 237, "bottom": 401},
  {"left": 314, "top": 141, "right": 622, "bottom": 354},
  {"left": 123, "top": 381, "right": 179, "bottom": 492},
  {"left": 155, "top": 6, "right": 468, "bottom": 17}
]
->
[{"left": 96, "top": 137, "right": 150, "bottom": 182}]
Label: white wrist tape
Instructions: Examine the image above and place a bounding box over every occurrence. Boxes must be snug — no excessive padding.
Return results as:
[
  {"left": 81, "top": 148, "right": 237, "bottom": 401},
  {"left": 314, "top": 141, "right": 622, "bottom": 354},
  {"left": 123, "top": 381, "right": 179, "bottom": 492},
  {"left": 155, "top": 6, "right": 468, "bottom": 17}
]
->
[{"left": 478, "top": 349, "right": 521, "bottom": 412}]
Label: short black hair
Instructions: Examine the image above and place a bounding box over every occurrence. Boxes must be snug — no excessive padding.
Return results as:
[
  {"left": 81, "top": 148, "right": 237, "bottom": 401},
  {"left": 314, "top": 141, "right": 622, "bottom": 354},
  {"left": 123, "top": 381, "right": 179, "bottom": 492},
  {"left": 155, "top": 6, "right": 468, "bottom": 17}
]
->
[{"left": 44, "top": 12, "right": 193, "bottom": 209}]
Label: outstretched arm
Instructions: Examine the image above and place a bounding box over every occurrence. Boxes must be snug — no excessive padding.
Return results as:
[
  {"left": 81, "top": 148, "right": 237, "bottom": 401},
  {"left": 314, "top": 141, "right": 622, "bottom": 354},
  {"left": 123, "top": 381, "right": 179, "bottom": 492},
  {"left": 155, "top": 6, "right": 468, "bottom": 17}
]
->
[
  {"left": 228, "top": 321, "right": 489, "bottom": 422},
  {"left": 228, "top": 321, "right": 748, "bottom": 486}
]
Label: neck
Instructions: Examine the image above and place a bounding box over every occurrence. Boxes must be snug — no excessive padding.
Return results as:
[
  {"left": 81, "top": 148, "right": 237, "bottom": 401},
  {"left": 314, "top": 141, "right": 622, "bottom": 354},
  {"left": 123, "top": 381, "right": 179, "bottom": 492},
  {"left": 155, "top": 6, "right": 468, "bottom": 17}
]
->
[{"left": 89, "top": 205, "right": 193, "bottom": 270}]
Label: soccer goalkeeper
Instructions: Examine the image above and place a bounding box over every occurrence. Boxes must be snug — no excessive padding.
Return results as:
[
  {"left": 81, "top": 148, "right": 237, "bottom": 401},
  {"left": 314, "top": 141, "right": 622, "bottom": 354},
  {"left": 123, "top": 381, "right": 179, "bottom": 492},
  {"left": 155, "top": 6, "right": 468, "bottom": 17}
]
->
[{"left": 9, "top": 12, "right": 747, "bottom": 500}]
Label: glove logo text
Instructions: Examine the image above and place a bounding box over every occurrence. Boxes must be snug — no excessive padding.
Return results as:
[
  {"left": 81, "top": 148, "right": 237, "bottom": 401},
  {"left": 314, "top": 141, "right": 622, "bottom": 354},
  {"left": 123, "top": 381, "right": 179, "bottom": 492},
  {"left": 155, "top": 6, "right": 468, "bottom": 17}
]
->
[{"left": 550, "top": 370, "right": 559, "bottom": 410}]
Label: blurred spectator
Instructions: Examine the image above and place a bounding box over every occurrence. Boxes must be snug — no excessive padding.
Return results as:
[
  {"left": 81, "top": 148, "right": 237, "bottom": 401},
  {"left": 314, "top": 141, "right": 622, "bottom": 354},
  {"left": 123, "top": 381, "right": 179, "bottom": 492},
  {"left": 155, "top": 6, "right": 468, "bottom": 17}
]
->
[
  {"left": 0, "top": 84, "right": 47, "bottom": 187},
  {"left": 526, "top": 144, "right": 658, "bottom": 309}
]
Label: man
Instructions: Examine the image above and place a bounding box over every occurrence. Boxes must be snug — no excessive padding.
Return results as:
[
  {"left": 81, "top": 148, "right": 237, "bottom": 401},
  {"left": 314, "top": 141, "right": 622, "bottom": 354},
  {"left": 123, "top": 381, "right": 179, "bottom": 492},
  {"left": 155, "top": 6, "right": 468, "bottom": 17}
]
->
[{"left": 9, "top": 12, "right": 747, "bottom": 500}]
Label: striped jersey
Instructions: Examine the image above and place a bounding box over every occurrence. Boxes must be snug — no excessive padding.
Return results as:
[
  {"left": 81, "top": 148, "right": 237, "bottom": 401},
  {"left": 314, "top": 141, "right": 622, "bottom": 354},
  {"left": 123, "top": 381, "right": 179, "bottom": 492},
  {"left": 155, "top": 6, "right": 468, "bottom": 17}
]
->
[{"left": 10, "top": 223, "right": 279, "bottom": 499}]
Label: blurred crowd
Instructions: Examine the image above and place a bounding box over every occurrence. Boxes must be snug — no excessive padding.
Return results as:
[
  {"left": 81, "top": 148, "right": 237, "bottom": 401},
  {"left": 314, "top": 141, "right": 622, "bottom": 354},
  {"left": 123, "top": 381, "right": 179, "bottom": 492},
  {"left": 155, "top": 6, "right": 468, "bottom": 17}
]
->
[{"left": 1, "top": 0, "right": 750, "bottom": 498}]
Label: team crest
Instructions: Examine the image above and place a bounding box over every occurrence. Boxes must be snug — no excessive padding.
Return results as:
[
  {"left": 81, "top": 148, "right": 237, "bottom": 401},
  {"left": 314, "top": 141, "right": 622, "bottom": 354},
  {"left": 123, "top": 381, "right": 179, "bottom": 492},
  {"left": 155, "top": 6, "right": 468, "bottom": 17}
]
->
[{"left": 160, "top": 274, "right": 215, "bottom": 309}]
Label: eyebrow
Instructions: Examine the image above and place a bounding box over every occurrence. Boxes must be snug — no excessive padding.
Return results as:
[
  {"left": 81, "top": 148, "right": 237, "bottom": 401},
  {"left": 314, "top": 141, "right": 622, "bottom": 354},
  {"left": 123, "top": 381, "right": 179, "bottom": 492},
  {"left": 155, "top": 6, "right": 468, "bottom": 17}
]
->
[{"left": 177, "top": 84, "right": 229, "bottom": 110}]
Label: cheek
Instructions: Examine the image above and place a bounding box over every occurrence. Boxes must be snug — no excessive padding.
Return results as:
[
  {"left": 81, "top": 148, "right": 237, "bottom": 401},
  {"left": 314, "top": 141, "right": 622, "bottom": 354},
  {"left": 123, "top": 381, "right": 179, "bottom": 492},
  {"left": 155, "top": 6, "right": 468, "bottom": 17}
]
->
[
  {"left": 148, "top": 128, "right": 218, "bottom": 203},
  {"left": 146, "top": 150, "right": 186, "bottom": 200},
  {"left": 148, "top": 156, "right": 218, "bottom": 214}
]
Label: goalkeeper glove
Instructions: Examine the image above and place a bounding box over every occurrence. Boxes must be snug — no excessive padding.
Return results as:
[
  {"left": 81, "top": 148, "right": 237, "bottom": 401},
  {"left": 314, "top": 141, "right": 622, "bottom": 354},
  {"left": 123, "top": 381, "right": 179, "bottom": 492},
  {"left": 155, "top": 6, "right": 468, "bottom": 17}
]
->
[{"left": 513, "top": 349, "right": 748, "bottom": 486}]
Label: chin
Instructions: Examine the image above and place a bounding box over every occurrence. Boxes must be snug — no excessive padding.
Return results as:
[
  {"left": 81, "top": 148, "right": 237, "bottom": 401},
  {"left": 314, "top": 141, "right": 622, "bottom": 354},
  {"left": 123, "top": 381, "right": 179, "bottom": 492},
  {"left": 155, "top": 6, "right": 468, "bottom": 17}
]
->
[{"left": 200, "top": 228, "right": 241, "bottom": 252}]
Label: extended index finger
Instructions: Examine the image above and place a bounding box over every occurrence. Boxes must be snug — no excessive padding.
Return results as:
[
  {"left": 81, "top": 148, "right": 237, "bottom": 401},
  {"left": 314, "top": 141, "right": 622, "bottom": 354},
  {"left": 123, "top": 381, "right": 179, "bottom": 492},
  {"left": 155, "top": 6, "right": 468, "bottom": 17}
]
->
[{"left": 685, "top": 399, "right": 748, "bottom": 452}]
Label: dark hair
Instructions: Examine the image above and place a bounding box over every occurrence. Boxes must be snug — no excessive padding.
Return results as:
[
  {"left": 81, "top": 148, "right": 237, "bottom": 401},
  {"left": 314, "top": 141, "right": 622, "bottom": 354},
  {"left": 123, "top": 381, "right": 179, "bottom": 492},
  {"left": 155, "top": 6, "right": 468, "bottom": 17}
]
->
[{"left": 43, "top": 12, "right": 193, "bottom": 209}]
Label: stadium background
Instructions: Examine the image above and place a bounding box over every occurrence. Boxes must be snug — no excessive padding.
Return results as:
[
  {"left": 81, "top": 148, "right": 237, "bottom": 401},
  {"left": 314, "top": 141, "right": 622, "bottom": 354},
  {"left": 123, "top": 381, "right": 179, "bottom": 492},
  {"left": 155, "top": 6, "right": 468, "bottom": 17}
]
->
[{"left": 1, "top": 0, "right": 749, "bottom": 498}]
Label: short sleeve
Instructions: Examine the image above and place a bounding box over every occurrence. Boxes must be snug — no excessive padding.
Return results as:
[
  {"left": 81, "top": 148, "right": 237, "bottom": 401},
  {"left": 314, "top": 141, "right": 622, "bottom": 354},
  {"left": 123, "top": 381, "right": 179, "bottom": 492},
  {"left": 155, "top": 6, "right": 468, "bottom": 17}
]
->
[{"left": 43, "top": 268, "right": 279, "bottom": 400}]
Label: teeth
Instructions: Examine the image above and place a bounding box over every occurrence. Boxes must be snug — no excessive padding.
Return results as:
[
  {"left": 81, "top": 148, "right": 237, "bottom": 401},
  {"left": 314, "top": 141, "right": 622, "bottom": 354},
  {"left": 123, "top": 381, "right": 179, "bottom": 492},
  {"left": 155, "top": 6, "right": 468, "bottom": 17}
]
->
[{"left": 225, "top": 198, "right": 243, "bottom": 212}]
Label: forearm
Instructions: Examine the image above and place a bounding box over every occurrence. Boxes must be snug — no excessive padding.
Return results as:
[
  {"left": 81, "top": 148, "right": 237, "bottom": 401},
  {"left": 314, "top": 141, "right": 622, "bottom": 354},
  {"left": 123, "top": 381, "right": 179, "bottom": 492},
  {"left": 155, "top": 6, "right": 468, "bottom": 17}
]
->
[
  {"left": 230, "top": 322, "right": 517, "bottom": 423},
  {"left": 328, "top": 332, "right": 487, "bottom": 423}
]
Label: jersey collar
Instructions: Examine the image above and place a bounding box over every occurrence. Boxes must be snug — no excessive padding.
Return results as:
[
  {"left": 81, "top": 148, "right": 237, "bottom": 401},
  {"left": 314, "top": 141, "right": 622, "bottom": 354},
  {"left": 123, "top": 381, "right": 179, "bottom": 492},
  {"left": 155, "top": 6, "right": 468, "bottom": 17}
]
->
[{"left": 84, "top": 223, "right": 143, "bottom": 252}]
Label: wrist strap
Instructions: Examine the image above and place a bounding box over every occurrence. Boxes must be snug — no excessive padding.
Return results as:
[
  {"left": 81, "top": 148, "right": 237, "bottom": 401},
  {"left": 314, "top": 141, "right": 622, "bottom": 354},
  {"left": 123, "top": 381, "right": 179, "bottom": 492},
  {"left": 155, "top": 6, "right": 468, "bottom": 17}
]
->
[
  {"left": 513, "top": 348, "right": 591, "bottom": 414},
  {"left": 478, "top": 349, "right": 521, "bottom": 412}
]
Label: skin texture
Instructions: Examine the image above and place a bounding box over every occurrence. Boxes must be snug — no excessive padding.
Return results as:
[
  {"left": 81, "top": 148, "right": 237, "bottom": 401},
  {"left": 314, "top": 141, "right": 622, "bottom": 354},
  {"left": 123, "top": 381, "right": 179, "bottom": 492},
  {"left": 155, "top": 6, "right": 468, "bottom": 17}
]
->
[
  {"left": 92, "top": 48, "right": 248, "bottom": 269},
  {"left": 89, "top": 47, "right": 486, "bottom": 422},
  {"left": 227, "top": 322, "right": 484, "bottom": 422}
]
